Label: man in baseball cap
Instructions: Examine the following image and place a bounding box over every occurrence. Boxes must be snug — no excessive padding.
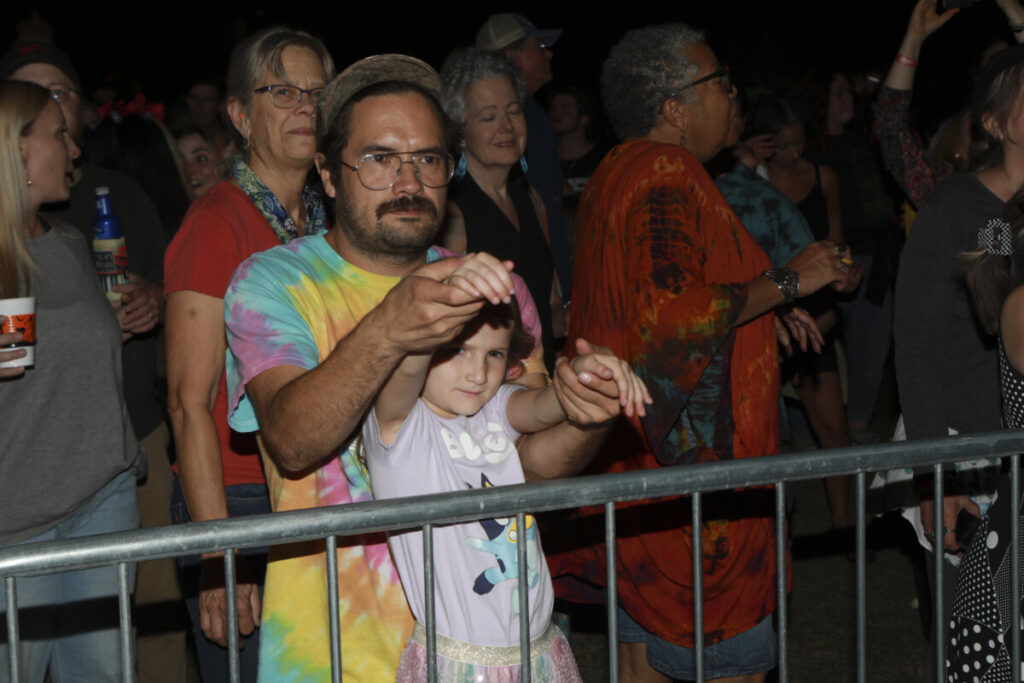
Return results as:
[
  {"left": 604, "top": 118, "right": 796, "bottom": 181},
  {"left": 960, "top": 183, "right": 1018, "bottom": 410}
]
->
[{"left": 222, "top": 53, "right": 621, "bottom": 680}]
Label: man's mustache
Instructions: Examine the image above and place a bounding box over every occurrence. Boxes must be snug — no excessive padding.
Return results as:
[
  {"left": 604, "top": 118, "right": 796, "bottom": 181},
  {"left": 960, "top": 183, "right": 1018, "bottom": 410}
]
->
[{"left": 376, "top": 195, "right": 438, "bottom": 220}]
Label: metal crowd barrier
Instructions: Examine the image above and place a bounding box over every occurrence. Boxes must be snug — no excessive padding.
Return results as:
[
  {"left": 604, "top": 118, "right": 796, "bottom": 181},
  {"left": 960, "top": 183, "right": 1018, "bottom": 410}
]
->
[{"left": 2, "top": 430, "right": 1024, "bottom": 683}]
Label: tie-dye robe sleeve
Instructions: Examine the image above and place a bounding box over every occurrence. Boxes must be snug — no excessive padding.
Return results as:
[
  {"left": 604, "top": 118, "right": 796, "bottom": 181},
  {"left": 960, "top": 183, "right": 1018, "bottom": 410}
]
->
[{"left": 572, "top": 141, "right": 773, "bottom": 466}]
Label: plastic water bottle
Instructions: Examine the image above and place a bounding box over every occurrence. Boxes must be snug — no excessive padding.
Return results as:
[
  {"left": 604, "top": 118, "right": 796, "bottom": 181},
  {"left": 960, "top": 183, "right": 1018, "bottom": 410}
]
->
[{"left": 92, "top": 187, "right": 129, "bottom": 301}]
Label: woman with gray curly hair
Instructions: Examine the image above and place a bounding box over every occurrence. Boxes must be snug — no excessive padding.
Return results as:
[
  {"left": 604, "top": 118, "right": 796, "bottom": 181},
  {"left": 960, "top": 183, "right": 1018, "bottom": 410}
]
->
[
  {"left": 550, "top": 23, "right": 852, "bottom": 683},
  {"left": 439, "top": 47, "right": 560, "bottom": 370}
]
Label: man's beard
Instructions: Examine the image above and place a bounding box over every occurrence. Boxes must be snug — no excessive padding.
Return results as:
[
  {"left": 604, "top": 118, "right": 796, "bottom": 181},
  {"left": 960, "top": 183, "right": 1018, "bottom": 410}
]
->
[{"left": 336, "top": 190, "right": 442, "bottom": 264}]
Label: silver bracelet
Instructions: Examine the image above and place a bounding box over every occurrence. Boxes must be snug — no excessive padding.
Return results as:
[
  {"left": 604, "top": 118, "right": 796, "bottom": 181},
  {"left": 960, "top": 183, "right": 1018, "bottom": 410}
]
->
[{"left": 761, "top": 267, "right": 800, "bottom": 304}]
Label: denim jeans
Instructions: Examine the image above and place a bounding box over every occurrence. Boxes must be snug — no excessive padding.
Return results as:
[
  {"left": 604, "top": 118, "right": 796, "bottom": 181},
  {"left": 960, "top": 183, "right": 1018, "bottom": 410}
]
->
[
  {"left": 170, "top": 476, "right": 270, "bottom": 683},
  {"left": 839, "top": 255, "right": 894, "bottom": 425},
  {"left": 617, "top": 605, "right": 778, "bottom": 680},
  {"left": 0, "top": 469, "right": 140, "bottom": 683}
]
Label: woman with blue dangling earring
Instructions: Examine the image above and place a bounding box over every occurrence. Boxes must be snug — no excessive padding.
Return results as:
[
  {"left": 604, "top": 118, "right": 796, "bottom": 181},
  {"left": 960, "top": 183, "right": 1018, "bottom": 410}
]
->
[{"left": 440, "top": 48, "right": 561, "bottom": 371}]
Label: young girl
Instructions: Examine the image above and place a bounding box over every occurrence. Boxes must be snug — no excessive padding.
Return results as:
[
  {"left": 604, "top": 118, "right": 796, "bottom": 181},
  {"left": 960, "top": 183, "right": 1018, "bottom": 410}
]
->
[{"left": 362, "top": 254, "right": 650, "bottom": 682}]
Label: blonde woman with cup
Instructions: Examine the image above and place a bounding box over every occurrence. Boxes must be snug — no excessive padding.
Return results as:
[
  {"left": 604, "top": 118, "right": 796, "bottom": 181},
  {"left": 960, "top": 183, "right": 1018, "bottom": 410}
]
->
[{"left": 0, "top": 79, "right": 142, "bottom": 681}]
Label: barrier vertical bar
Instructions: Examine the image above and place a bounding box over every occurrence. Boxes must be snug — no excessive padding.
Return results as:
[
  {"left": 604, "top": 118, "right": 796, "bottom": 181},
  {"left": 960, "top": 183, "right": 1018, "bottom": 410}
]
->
[
  {"left": 693, "top": 492, "right": 704, "bottom": 683},
  {"left": 855, "top": 472, "right": 866, "bottom": 683},
  {"left": 934, "top": 464, "right": 945, "bottom": 683},
  {"left": 517, "top": 512, "right": 531, "bottom": 682},
  {"left": 424, "top": 524, "right": 437, "bottom": 683},
  {"left": 775, "top": 481, "right": 788, "bottom": 683},
  {"left": 1012, "top": 454, "right": 1020, "bottom": 683},
  {"left": 606, "top": 502, "right": 618, "bottom": 683},
  {"left": 6, "top": 577, "right": 18, "bottom": 683},
  {"left": 118, "top": 562, "right": 134, "bottom": 683},
  {"left": 224, "top": 550, "right": 240, "bottom": 683},
  {"left": 326, "top": 535, "right": 342, "bottom": 683}
]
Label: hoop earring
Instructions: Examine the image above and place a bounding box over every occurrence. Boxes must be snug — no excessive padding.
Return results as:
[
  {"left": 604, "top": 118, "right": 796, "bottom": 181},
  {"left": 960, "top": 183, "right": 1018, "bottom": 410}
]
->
[
  {"left": 454, "top": 152, "right": 468, "bottom": 180},
  {"left": 519, "top": 155, "right": 528, "bottom": 173}
]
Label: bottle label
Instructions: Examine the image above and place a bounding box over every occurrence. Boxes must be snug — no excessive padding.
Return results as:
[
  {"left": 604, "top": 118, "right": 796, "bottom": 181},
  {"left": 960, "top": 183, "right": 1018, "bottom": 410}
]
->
[{"left": 93, "top": 237, "right": 129, "bottom": 296}]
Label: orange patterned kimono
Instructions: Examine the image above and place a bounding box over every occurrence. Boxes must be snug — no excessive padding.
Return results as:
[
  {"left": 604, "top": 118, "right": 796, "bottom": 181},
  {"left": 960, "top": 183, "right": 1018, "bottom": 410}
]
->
[{"left": 549, "top": 140, "right": 786, "bottom": 647}]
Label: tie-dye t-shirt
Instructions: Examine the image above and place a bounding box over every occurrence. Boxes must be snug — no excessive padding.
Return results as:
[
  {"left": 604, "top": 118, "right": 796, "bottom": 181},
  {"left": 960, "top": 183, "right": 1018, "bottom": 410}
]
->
[{"left": 224, "top": 233, "right": 544, "bottom": 681}]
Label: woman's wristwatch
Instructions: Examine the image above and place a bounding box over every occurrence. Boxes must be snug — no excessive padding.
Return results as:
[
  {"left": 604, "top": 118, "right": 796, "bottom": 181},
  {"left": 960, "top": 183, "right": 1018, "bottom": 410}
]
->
[{"left": 761, "top": 267, "right": 800, "bottom": 304}]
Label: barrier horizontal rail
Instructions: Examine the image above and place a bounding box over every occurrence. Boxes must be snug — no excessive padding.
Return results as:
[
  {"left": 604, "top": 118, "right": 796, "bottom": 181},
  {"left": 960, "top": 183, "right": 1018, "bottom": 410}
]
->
[{"left": 1, "top": 430, "right": 1023, "bottom": 580}]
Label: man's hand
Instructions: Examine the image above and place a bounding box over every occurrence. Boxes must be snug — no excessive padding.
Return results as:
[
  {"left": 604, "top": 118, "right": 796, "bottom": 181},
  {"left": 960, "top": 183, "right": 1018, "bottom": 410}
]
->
[
  {"left": 112, "top": 271, "right": 163, "bottom": 334},
  {"left": 198, "top": 553, "right": 260, "bottom": 647},
  {"left": 569, "top": 352, "right": 652, "bottom": 418},
  {"left": 553, "top": 338, "right": 626, "bottom": 426},
  {"left": 920, "top": 494, "right": 980, "bottom": 554},
  {"left": 374, "top": 258, "right": 487, "bottom": 356}
]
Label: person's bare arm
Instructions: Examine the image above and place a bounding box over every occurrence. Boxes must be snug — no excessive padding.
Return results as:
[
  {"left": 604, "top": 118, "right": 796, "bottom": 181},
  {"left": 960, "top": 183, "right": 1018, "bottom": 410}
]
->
[
  {"left": 884, "top": 0, "right": 959, "bottom": 91},
  {"left": 247, "top": 259, "right": 485, "bottom": 473},
  {"left": 735, "top": 240, "right": 852, "bottom": 325},
  {"left": 997, "top": 0, "right": 1024, "bottom": 42},
  {"left": 373, "top": 352, "right": 433, "bottom": 445},
  {"left": 166, "top": 290, "right": 260, "bottom": 646}
]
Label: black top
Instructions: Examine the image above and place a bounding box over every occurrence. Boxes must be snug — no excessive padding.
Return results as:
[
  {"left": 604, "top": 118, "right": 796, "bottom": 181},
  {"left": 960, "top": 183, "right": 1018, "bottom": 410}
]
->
[
  {"left": 795, "top": 164, "right": 830, "bottom": 241},
  {"left": 894, "top": 173, "right": 1001, "bottom": 442},
  {"left": 562, "top": 144, "right": 608, "bottom": 196},
  {"left": 450, "top": 174, "right": 555, "bottom": 371},
  {"left": 43, "top": 162, "right": 167, "bottom": 439},
  {"left": 823, "top": 131, "right": 897, "bottom": 254}
]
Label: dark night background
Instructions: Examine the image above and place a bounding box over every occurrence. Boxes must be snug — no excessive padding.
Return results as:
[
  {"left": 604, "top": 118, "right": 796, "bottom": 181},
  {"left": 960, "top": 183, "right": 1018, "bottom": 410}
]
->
[{"left": 5, "top": 2, "right": 1021, "bottom": 134}]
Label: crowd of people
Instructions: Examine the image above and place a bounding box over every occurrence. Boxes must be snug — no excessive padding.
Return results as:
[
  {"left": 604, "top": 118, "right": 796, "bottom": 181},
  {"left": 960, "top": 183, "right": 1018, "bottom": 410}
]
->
[{"left": 6, "top": 2, "right": 1024, "bottom": 682}]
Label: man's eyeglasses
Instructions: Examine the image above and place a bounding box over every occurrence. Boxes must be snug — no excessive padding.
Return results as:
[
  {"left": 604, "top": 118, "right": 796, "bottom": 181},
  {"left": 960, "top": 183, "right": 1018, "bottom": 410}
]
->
[
  {"left": 676, "top": 66, "right": 732, "bottom": 96},
  {"left": 253, "top": 84, "right": 324, "bottom": 109},
  {"left": 341, "top": 152, "right": 455, "bottom": 190}
]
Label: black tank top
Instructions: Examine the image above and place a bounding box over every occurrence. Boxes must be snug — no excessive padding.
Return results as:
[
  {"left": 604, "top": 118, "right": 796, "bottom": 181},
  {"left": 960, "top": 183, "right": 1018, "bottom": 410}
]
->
[
  {"left": 449, "top": 175, "right": 555, "bottom": 371},
  {"left": 796, "top": 165, "right": 830, "bottom": 241}
]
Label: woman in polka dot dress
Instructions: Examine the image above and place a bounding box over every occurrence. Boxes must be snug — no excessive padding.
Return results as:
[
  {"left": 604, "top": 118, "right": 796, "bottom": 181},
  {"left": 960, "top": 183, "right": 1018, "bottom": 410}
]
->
[{"left": 952, "top": 185, "right": 1024, "bottom": 681}]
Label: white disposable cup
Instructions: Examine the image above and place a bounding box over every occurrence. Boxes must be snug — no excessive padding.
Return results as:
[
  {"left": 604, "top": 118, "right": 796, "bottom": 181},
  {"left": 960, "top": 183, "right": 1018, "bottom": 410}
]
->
[{"left": 0, "top": 297, "right": 36, "bottom": 368}]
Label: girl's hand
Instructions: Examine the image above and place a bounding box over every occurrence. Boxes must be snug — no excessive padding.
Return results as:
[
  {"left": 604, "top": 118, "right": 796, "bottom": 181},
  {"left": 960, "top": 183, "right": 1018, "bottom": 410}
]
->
[
  {"left": 0, "top": 315, "right": 27, "bottom": 379},
  {"left": 444, "top": 253, "right": 515, "bottom": 305},
  {"left": 570, "top": 353, "right": 653, "bottom": 418}
]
